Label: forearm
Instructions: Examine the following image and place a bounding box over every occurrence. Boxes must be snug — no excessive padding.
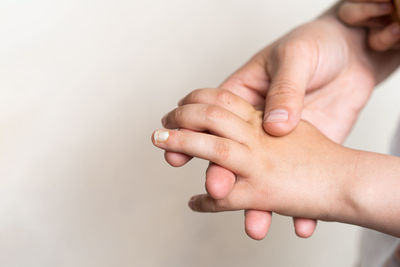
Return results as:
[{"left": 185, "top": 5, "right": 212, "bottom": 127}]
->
[{"left": 336, "top": 149, "right": 400, "bottom": 237}]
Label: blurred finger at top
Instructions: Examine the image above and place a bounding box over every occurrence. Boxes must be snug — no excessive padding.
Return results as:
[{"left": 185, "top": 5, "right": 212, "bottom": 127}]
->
[
  {"left": 338, "top": 1, "right": 393, "bottom": 26},
  {"left": 368, "top": 22, "right": 400, "bottom": 51}
]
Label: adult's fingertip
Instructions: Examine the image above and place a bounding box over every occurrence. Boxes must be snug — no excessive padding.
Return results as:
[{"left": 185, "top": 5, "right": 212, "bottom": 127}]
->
[
  {"left": 264, "top": 109, "right": 289, "bottom": 123},
  {"left": 262, "top": 110, "right": 299, "bottom": 137},
  {"left": 262, "top": 122, "right": 292, "bottom": 136}
]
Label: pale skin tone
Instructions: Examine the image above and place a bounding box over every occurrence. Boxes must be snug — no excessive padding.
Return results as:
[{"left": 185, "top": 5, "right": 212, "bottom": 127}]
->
[
  {"left": 163, "top": 4, "right": 400, "bottom": 240},
  {"left": 152, "top": 88, "right": 400, "bottom": 237}
]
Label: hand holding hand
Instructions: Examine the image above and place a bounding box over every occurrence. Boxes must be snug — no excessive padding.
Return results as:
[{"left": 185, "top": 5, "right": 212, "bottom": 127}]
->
[
  {"left": 154, "top": 89, "right": 351, "bottom": 224},
  {"left": 162, "top": 2, "right": 400, "bottom": 240},
  {"left": 162, "top": 12, "right": 381, "bottom": 239},
  {"left": 154, "top": 87, "right": 400, "bottom": 238}
]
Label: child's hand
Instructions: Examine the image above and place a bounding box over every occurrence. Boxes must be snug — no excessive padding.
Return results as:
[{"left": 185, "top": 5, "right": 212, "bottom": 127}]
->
[
  {"left": 152, "top": 89, "right": 351, "bottom": 221},
  {"left": 338, "top": 0, "right": 400, "bottom": 51}
]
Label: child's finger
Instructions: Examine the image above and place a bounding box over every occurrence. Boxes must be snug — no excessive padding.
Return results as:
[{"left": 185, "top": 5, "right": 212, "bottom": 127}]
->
[
  {"left": 188, "top": 182, "right": 253, "bottom": 212},
  {"left": 178, "top": 88, "right": 256, "bottom": 121},
  {"left": 338, "top": 2, "right": 393, "bottom": 26},
  {"left": 205, "top": 163, "right": 274, "bottom": 240},
  {"left": 293, "top": 217, "right": 318, "bottom": 238},
  {"left": 244, "top": 210, "right": 272, "bottom": 240},
  {"left": 205, "top": 163, "right": 236, "bottom": 200},
  {"left": 369, "top": 22, "right": 400, "bottom": 51},
  {"left": 162, "top": 104, "right": 254, "bottom": 144},
  {"left": 163, "top": 129, "right": 196, "bottom": 167},
  {"left": 164, "top": 151, "right": 192, "bottom": 167},
  {"left": 152, "top": 129, "right": 251, "bottom": 176}
]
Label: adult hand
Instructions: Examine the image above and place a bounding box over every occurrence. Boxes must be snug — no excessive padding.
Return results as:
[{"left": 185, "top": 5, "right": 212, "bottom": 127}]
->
[
  {"left": 164, "top": 6, "right": 400, "bottom": 240},
  {"left": 338, "top": 0, "right": 400, "bottom": 51}
]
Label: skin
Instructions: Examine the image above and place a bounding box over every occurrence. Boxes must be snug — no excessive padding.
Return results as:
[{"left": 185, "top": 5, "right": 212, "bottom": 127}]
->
[
  {"left": 162, "top": 4, "right": 400, "bottom": 240},
  {"left": 152, "top": 89, "right": 400, "bottom": 237},
  {"left": 338, "top": 0, "right": 400, "bottom": 51}
]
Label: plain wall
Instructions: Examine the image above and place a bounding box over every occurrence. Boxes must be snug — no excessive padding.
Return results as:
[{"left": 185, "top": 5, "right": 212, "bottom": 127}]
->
[{"left": 1, "top": 0, "right": 399, "bottom": 266}]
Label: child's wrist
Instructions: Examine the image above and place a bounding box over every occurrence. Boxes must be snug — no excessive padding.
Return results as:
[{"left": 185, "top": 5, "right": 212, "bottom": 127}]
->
[
  {"left": 326, "top": 148, "right": 368, "bottom": 224},
  {"left": 316, "top": 146, "right": 358, "bottom": 223}
]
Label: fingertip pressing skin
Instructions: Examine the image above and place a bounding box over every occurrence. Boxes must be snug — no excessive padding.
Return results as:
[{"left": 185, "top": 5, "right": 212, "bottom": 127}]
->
[
  {"left": 262, "top": 109, "right": 300, "bottom": 136},
  {"left": 262, "top": 121, "right": 294, "bottom": 137},
  {"left": 264, "top": 109, "right": 289, "bottom": 123},
  {"left": 263, "top": 47, "right": 308, "bottom": 136}
]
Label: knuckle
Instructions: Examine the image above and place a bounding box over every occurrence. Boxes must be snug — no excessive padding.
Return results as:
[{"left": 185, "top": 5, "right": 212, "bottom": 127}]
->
[
  {"left": 216, "top": 89, "right": 234, "bottom": 106},
  {"left": 174, "top": 107, "right": 185, "bottom": 124},
  {"left": 205, "top": 105, "right": 225, "bottom": 122},
  {"left": 213, "top": 139, "right": 230, "bottom": 161},
  {"left": 187, "top": 88, "right": 204, "bottom": 103},
  {"left": 269, "top": 79, "right": 300, "bottom": 98},
  {"left": 175, "top": 131, "right": 187, "bottom": 147}
]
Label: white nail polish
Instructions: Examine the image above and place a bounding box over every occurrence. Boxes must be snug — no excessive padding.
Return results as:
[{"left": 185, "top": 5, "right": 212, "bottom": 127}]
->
[
  {"left": 154, "top": 130, "right": 169, "bottom": 143},
  {"left": 265, "top": 109, "right": 289, "bottom": 123}
]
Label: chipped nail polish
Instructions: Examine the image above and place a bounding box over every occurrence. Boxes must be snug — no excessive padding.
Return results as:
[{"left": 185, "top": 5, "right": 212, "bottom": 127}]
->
[{"left": 154, "top": 130, "right": 169, "bottom": 143}]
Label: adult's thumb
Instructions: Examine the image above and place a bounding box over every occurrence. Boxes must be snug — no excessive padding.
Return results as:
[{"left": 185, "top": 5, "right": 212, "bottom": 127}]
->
[{"left": 263, "top": 50, "right": 311, "bottom": 136}]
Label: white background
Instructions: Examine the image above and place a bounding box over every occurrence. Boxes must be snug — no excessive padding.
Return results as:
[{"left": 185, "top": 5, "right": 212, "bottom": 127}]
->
[{"left": 1, "top": 0, "right": 399, "bottom": 266}]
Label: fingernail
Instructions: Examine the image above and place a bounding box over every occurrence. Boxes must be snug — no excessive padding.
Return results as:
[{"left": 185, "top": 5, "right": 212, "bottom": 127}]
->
[
  {"left": 265, "top": 109, "right": 288, "bottom": 123},
  {"left": 154, "top": 130, "right": 169, "bottom": 143},
  {"left": 380, "top": 3, "right": 392, "bottom": 12},
  {"left": 391, "top": 23, "right": 400, "bottom": 36}
]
